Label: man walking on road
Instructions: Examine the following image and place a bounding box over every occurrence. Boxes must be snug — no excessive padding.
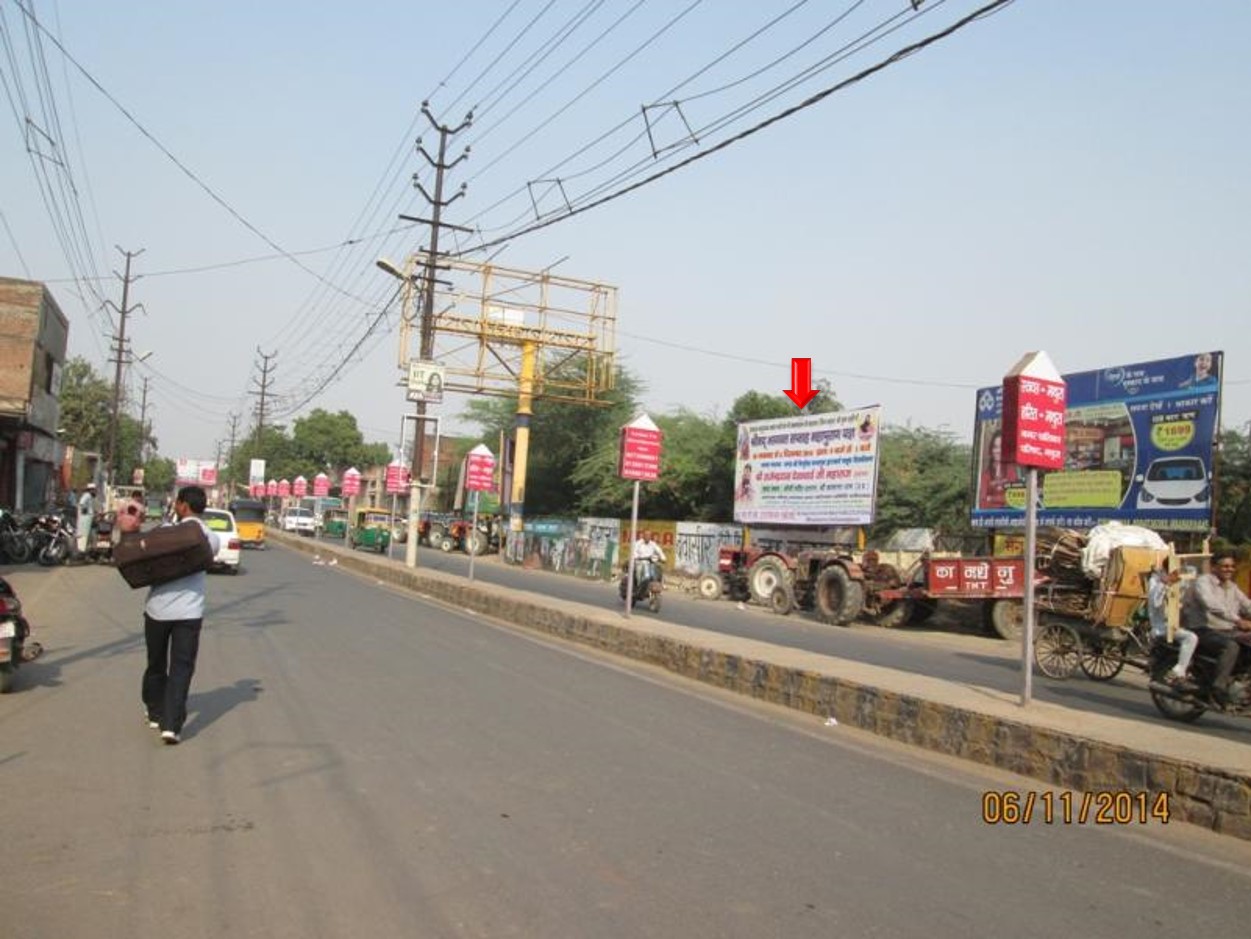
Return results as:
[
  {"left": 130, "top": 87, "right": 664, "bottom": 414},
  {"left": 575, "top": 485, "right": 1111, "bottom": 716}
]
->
[{"left": 136, "top": 485, "right": 220, "bottom": 745}]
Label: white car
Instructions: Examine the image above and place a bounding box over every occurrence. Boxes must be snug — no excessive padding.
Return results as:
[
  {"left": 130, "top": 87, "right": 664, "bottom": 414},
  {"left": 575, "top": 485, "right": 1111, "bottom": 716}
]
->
[
  {"left": 1135, "top": 456, "right": 1210, "bottom": 509},
  {"left": 201, "top": 509, "right": 241, "bottom": 574},
  {"left": 281, "top": 507, "right": 316, "bottom": 536}
]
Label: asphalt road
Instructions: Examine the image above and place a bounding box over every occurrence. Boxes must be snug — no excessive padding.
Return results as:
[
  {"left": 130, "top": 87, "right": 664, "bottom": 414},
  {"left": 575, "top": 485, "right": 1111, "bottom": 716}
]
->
[
  {"left": 3, "top": 549, "right": 1250, "bottom": 938},
  {"left": 366, "top": 537, "right": 1251, "bottom": 744}
]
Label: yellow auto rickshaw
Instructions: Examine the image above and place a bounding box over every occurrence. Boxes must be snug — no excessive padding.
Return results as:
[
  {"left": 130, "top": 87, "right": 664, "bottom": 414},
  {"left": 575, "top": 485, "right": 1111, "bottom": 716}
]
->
[
  {"left": 349, "top": 507, "right": 392, "bottom": 553},
  {"left": 228, "top": 498, "right": 267, "bottom": 549}
]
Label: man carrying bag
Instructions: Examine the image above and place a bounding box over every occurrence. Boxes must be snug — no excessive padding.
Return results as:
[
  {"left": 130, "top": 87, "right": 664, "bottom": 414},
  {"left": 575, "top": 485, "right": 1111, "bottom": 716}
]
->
[{"left": 117, "top": 486, "right": 219, "bottom": 745}]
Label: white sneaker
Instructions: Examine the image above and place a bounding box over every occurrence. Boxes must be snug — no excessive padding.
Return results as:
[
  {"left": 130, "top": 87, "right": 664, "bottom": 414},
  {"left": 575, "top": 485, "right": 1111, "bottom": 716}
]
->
[
  {"left": 143, "top": 708, "right": 159, "bottom": 730},
  {"left": 161, "top": 730, "right": 181, "bottom": 745}
]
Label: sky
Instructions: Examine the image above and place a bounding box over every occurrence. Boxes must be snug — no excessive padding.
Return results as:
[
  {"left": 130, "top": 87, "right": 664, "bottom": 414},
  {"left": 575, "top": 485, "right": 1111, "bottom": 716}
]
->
[{"left": 2, "top": 0, "right": 1248, "bottom": 464}]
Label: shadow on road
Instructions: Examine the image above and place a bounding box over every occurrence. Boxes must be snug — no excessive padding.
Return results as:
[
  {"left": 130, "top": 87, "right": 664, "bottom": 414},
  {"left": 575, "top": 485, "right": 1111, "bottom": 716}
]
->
[{"left": 187, "top": 677, "right": 262, "bottom": 739}]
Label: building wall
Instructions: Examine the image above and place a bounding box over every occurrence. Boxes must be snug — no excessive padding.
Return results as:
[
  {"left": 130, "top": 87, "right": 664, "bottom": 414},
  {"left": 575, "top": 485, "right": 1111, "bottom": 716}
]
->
[{"left": 0, "top": 277, "right": 70, "bottom": 508}]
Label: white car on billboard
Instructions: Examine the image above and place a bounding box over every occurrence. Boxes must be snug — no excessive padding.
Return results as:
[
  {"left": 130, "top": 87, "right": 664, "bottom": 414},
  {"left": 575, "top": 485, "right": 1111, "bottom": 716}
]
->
[{"left": 1135, "top": 456, "right": 1210, "bottom": 509}]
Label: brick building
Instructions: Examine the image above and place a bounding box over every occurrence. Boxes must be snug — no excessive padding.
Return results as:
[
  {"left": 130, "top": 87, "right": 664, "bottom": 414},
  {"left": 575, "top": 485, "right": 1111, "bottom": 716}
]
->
[{"left": 0, "top": 277, "right": 69, "bottom": 509}]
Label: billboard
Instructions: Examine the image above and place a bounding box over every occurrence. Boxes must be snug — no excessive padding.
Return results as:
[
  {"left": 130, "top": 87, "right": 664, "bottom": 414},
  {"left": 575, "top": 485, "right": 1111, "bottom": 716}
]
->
[
  {"left": 972, "top": 352, "right": 1222, "bottom": 531},
  {"left": 734, "top": 407, "right": 882, "bottom": 526}
]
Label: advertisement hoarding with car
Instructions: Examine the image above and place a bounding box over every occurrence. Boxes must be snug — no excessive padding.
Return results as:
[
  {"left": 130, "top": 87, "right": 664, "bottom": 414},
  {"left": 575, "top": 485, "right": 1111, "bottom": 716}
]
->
[{"left": 971, "top": 351, "right": 1222, "bottom": 531}]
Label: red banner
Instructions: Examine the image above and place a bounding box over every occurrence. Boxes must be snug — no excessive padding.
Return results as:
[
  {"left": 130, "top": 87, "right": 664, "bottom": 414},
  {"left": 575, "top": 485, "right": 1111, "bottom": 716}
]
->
[
  {"left": 385, "top": 462, "right": 409, "bottom": 495},
  {"left": 313, "top": 474, "right": 330, "bottom": 497},
  {"left": 341, "top": 468, "right": 361, "bottom": 497},
  {"left": 618, "top": 417, "right": 662, "bottom": 482},
  {"left": 466, "top": 447, "right": 496, "bottom": 492},
  {"left": 293, "top": 476, "right": 308, "bottom": 498}
]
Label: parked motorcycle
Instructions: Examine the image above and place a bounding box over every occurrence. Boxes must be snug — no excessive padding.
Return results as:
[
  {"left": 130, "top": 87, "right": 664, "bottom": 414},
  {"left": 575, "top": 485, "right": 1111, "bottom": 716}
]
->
[
  {"left": 1148, "top": 635, "right": 1251, "bottom": 723},
  {"left": 0, "top": 574, "right": 40, "bottom": 693},
  {"left": 30, "top": 513, "right": 74, "bottom": 566},
  {"left": 619, "top": 558, "right": 664, "bottom": 613},
  {"left": 0, "top": 508, "right": 32, "bottom": 564}
]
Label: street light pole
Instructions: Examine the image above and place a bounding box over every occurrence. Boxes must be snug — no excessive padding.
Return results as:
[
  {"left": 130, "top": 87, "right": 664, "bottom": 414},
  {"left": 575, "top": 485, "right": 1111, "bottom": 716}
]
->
[{"left": 106, "top": 248, "right": 143, "bottom": 487}]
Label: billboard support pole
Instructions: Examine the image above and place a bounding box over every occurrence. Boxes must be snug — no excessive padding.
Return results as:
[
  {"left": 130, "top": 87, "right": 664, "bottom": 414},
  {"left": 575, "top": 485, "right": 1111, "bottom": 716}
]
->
[{"left": 1021, "top": 467, "right": 1038, "bottom": 706}]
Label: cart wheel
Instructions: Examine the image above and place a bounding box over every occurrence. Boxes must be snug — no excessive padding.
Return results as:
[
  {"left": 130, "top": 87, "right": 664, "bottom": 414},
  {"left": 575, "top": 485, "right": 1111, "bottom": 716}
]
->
[
  {"left": 439, "top": 535, "right": 455, "bottom": 552},
  {"left": 697, "top": 574, "right": 724, "bottom": 600},
  {"left": 1080, "top": 637, "right": 1127, "bottom": 682},
  {"left": 1034, "top": 620, "right": 1082, "bottom": 679}
]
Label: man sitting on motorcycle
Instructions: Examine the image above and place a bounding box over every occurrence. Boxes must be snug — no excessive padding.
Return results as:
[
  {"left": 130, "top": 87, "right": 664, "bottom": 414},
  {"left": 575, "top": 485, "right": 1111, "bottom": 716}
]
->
[
  {"left": 633, "top": 533, "right": 666, "bottom": 590},
  {"left": 1181, "top": 550, "right": 1251, "bottom": 705}
]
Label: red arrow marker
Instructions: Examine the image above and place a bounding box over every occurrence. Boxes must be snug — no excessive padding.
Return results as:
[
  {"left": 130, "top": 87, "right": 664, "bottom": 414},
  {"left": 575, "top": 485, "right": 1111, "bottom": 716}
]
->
[{"left": 784, "top": 357, "right": 819, "bottom": 409}]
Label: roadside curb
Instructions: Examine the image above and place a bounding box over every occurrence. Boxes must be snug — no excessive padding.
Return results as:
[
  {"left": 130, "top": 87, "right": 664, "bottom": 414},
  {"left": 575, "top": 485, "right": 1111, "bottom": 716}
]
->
[{"left": 280, "top": 532, "right": 1251, "bottom": 840}]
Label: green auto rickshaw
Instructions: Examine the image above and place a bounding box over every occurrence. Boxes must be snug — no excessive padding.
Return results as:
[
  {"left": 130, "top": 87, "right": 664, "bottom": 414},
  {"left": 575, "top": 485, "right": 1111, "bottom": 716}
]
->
[
  {"left": 321, "top": 507, "right": 350, "bottom": 540},
  {"left": 349, "top": 507, "right": 392, "bottom": 553}
]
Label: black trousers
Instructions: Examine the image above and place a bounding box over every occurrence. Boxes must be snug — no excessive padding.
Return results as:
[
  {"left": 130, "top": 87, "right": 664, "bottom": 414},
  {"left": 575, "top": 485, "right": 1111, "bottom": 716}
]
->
[
  {"left": 1195, "top": 628, "right": 1240, "bottom": 691},
  {"left": 142, "top": 614, "right": 203, "bottom": 734}
]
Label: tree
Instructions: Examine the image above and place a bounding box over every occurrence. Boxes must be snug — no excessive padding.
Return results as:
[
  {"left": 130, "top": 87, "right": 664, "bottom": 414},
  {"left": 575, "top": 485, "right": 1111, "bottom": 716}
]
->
[
  {"left": 1216, "top": 426, "right": 1251, "bottom": 545},
  {"left": 870, "top": 426, "right": 975, "bottom": 540},
  {"left": 290, "top": 409, "right": 389, "bottom": 474},
  {"left": 704, "top": 385, "right": 843, "bottom": 520},
  {"left": 58, "top": 357, "right": 112, "bottom": 453},
  {"left": 142, "top": 456, "right": 176, "bottom": 494},
  {"left": 462, "top": 365, "right": 644, "bottom": 516}
]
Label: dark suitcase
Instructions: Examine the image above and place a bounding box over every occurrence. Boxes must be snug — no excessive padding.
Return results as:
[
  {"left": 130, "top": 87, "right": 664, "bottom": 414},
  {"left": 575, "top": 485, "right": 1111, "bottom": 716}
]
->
[{"left": 114, "top": 521, "right": 214, "bottom": 589}]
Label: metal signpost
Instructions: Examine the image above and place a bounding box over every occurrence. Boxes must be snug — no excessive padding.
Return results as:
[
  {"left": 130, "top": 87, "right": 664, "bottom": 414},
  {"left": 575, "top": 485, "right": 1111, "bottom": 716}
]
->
[
  {"left": 618, "top": 414, "right": 663, "bottom": 618},
  {"left": 464, "top": 444, "right": 496, "bottom": 582},
  {"left": 1001, "top": 351, "right": 1067, "bottom": 706}
]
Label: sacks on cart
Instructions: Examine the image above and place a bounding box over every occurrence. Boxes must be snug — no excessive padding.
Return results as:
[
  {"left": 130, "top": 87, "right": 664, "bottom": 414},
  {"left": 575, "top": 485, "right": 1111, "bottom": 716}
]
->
[{"left": 114, "top": 521, "right": 214, "bottom": 589}]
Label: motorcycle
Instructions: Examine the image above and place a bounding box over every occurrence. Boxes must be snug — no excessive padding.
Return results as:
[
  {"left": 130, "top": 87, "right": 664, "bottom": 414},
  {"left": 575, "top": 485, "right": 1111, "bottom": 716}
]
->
[
  {"left": 0, "top": 508, "right": 32, "bottom": 564},
  {"left": 1148, "top": 634, "right": 1251, "bottom": 723},
  {"left": 29, "top": 513, "right": 74, "bottom": 566},
  {"left": 0, "top": 574, "right": 40, "bottom": 693},
  {"left": 619, "top": 558, "right": 664, "bottom": 613},
  {"left": 83, "top": 512, "right": 116, "bottom": 563}
]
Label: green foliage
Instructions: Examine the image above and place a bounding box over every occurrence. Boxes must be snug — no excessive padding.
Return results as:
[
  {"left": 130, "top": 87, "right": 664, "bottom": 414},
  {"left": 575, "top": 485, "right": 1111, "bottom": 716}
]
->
[
  {"left": 703, "top": 385, "right": 844, "bottom": 520},
  {"left": 462, "top": 364, "right": 644, "bottom": 516},
  {"left": 142, "top": 456, "right": 176, "bottom": 494},
  {"left": 1216, "top": 426, "right": 1251, "bottom": 544},
  {"left": 58, "top": 357, "right": 112, "bottom": 452},
  {"left": 869, "top": 426, "right": 975, "bottom": 539}
]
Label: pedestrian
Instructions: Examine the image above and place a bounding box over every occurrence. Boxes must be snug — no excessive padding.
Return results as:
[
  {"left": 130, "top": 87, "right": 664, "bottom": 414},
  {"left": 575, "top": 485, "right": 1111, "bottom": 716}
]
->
[
  {"left": 76, "top": 483, "right": 97, "bottom": 555},
  {"left": 139, "top": 485, "right": 220, "bottom": 745},
  {"left": 1180, "top": 550, "right": 1251, "bottom": 705},
  {"left": 1146, "top": 563, "right": 1196, "bottom": 684}
]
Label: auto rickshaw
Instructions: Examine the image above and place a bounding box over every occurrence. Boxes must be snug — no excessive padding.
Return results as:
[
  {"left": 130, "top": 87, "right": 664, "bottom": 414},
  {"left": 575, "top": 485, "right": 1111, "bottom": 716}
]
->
[
  {"left": 228, "top": 498, "right": 267, "bottom": 549},
  {"left": 349, "top": 507, "right": 392, "bottom": 553},
  {"left": 321, "top": 507, "right": 350, "bottom": 540}
]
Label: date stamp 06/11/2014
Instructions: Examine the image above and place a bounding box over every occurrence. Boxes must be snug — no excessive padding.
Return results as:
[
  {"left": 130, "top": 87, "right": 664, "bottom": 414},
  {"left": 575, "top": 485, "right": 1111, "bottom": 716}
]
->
[{"left": 982, "top": 790, "right": 1172, "bottom": 827}]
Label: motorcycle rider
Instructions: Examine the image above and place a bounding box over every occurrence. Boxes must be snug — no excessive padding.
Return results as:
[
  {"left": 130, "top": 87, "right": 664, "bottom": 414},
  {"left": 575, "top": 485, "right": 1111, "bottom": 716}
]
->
[
  {"left": 1180, "top": 551, "right": 1251, "bottom": 705},
  {"left": 633, "top": 533, "right": 666, "bottom": 592}
]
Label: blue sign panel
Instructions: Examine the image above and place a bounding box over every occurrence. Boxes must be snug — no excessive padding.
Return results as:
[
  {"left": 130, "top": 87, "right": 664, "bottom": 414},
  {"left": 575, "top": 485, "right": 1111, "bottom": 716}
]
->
[{"left": 971, "top": 352, "right": 1222, "bottom": 531}]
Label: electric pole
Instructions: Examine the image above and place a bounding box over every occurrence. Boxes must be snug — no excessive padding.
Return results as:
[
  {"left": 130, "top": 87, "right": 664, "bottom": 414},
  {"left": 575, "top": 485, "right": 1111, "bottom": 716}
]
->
[
  {"left": 226, "top": 412, "right": 240, "bottom": 496},
  {"left": 403, "top": 102, "right": 472, "bottom": 486},
  {"left": 250, "top": 349, "right": 277, "bottom": 455},
  {"left": 138, "top": 376, "right": 151, "bottom": 464},
  {"left": 106, "top": 247, "right": 144, "bottom": 487}
]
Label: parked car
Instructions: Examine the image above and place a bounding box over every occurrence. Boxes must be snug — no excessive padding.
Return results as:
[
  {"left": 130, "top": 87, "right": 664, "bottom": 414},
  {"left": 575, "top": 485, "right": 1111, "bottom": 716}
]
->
[
  {"left": 280, "top": 506, "right": 316, "bottom": 536},
  {"left": 201, "top": 508, "right": 241, "bottom": 574}
]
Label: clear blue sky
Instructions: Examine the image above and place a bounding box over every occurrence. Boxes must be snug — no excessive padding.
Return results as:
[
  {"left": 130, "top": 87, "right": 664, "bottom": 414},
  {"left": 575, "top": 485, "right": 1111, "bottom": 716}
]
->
[{"left": 2, "top": 0, "right": 1248, "bottom": 462}]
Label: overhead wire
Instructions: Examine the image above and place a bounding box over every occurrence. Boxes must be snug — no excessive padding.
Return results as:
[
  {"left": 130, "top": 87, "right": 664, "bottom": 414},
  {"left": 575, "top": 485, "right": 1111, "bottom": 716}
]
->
[{"left": 465, "top": 0, "right": 1016, "bottom": 253}]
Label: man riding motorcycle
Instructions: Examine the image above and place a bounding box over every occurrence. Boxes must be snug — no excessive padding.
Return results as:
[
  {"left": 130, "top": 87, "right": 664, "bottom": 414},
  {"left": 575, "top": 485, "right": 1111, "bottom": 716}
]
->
[{"left": 1180, "top": 550, "right": 1251, "bottom": 706}]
